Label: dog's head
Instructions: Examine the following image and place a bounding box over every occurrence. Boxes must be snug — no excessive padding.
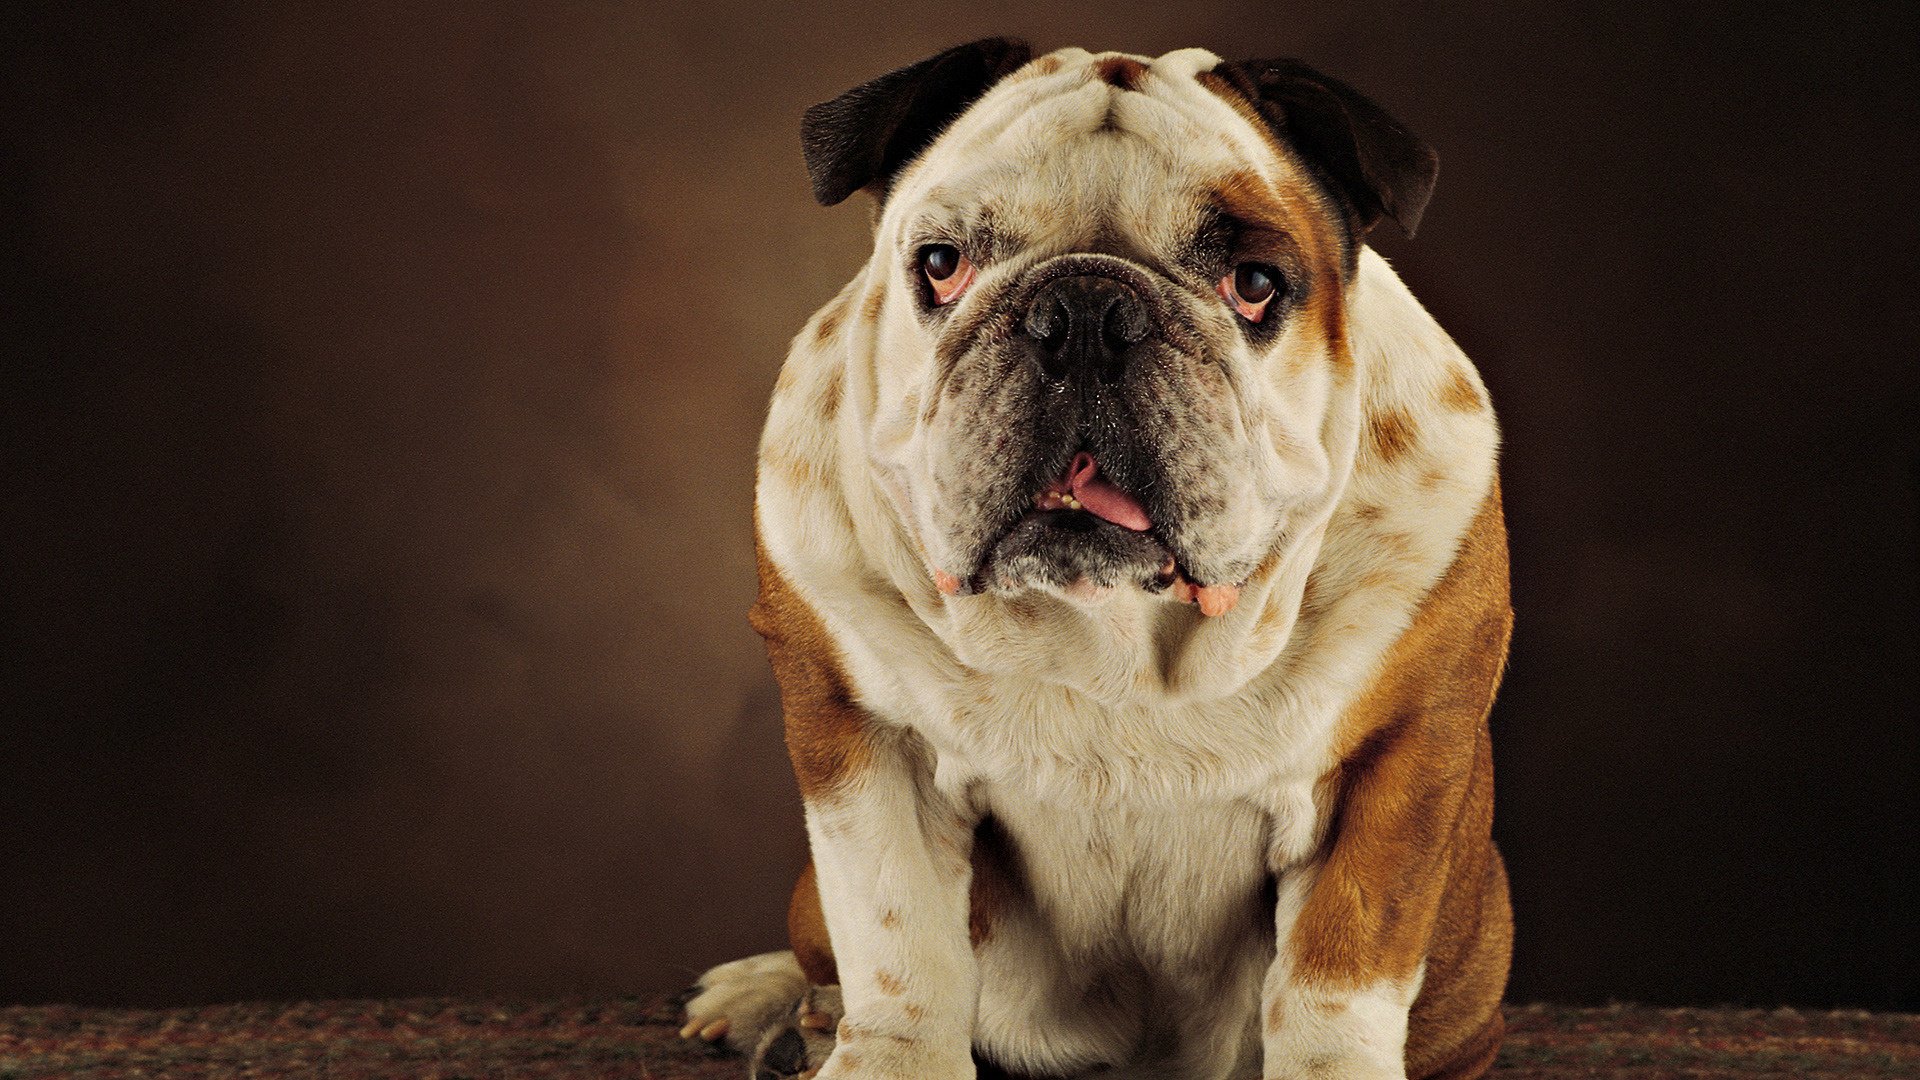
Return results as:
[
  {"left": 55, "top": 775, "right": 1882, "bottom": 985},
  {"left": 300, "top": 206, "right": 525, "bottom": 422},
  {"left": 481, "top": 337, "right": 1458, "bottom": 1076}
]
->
[{"left": 801, "top": 42, "right": 1435, "bottom": 617}]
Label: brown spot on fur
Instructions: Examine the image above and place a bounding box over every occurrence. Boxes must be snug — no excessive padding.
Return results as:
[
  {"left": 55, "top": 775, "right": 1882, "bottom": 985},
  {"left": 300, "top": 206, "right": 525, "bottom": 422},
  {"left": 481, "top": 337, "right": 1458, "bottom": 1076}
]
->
[
  {"left": 764, "top": 450, "right": 832, "bottom": 492},
  {"left": 874, "top": 970, "right": 905, "bottom": 996},
  {"left": 1354, "top": 503, "right": 1385, "bottom": 523},
  {"left": 1266, "top": 994, "right": 1286, "bottom": 1033},
  {"left": 1356, "top": 567, "right": 1402, "bottom": 594},
  {"left": 1288, "top": 486, "right": 1515, "bottom": 1078},
  {"left": 903, "top": 1003, "right": 925, "bottom": 1022},
  {"left": 819, "top": 372, "right": 842, "bottom": 419},
  {"left": 879, "top": 908, "right": 900, "bottom": 930},
  {"left": 1022, "top": 54, "right": 1063, "bottom": 78},
  {"left": 788, "top": 862, "right": 838, "bottom": 986},
  {"left": 860, "top": 286, "right": 886, "bottom": 323},
  {"left": 813, "top": 293, "right": 849, "bottom": 344},
  {"left": 1367, "top": 407, "right": 1417, "bottom": 464},
  {"left": 1211, "top": 170, "right": 1298, "bottom": 238},
  {"left": 750, "top": 531, "right": 871, "bottom": 799},
  {"left": 1094, "top": 55, "right": 1147, "bottom": 90},
  {"left": 1441, "top": 365, "right": 1484, "bottom": 412}
]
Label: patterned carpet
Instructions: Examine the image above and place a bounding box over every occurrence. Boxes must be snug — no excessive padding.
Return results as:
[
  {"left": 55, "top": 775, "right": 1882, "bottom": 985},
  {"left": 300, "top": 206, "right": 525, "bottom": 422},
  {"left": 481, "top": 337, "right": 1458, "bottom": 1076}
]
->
[{"left": 1, "top": 995, "right": 1914, "bottom": 1078}]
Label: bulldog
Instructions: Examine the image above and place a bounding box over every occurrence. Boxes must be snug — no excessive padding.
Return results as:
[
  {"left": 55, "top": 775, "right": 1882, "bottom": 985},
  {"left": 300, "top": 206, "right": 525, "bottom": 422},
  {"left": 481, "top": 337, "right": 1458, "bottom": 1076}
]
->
[{"left": 682, "top": 39, "right": 1513, "bottom": 1080}]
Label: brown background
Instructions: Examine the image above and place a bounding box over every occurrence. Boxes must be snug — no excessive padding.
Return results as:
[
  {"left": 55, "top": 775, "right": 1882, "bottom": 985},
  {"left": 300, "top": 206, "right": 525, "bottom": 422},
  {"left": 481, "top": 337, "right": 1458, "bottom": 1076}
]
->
[{"left": 3, "top": 1, "right": 1915, "bottom": 1011}]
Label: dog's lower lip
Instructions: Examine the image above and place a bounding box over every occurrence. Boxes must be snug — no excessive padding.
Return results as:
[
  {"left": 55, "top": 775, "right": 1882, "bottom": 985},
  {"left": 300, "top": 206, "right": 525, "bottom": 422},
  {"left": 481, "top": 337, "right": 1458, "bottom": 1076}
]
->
[{"left": 962, "top": 508, "right": 1181, "bottom": 594}]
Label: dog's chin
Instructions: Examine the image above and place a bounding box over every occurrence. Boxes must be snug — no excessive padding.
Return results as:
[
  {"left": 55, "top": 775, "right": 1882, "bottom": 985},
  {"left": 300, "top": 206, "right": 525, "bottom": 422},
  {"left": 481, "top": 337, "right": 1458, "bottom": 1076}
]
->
[{"left": 969, "top": 509, "right": 1176, "bottom": 601}]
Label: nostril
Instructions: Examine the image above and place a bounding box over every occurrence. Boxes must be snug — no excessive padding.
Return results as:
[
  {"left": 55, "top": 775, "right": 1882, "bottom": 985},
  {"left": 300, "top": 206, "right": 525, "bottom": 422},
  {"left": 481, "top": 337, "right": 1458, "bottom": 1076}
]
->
[
  {"left": 1103, "top": 297, "right": 1149, "bottom": 350},
  {"left": 1024, "top": 298, "right": 1071, "bottom": 352},
  {"left": 1044, "top": 300, "right": 1071, "bottom": 351}
]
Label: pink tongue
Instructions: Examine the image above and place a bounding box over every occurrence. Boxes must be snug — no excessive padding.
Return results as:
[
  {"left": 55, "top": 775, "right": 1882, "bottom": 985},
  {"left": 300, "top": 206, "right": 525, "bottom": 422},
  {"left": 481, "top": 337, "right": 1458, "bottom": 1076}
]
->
[{"left": 1061, "top": 452, "right": 1152, "bottom": 532}]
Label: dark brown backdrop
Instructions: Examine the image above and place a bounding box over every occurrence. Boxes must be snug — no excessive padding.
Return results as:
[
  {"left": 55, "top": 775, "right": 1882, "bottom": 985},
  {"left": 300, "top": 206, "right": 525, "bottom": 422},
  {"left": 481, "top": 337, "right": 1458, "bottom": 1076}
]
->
[{"left": 3, "top": 1, "right": 1915, "bottom": 1012}]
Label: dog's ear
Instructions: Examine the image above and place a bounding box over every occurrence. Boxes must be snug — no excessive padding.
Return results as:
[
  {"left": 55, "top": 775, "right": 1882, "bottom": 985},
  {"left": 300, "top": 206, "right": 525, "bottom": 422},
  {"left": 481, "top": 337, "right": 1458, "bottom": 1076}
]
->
[
  {"left": 1209, "top": 58, "right": 1437, "bottom": 238},
  {"left": 802, "top": 37, "right": 1034, "bottom": 207}
]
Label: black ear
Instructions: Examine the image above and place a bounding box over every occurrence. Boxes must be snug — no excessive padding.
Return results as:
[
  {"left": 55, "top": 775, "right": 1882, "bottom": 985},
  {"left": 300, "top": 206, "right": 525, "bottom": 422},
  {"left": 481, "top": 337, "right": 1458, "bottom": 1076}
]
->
[
  {"left": 801, "top": 37, "right": 1033, "bottom": 207},
  {"left": 1210, "top": 59, "right": 1438, "bottom": 238}
]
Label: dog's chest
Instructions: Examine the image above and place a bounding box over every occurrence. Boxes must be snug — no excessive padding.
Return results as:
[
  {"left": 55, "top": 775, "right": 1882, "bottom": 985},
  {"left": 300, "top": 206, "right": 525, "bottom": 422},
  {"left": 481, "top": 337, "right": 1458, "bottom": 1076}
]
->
[{"left": 976, "top": 782, "right": 1277, "bottom": 968}]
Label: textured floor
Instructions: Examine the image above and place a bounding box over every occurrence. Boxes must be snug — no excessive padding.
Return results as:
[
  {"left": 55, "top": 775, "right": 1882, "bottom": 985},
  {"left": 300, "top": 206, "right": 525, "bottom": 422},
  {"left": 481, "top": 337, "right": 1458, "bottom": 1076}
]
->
[{"left": 1, "top": 994, "right": 1915, "bottom": 1078}]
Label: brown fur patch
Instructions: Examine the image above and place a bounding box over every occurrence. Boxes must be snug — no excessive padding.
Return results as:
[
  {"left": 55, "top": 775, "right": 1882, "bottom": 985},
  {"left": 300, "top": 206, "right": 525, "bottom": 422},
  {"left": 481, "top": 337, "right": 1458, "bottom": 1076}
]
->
[
  {"left": 813, "top": 292, "right": 850, "bottom": 344},
  {"left": 1094, "top": 55, "right": 1147, "bottom": 90},
  {"left": 879, "top": 908, "right": 900, "bottom": 930},
  {"left": 750, "top": 531, "right": 871, "bottom": 799},
  {"left": 788, "top": 861, "right": 837, "bottom": 986},
  {"left": 764, "top": 450, "right": 832, "bottom": 492},
  {"left": 1441, "top": 365, "right": 1484, "bottom": 412},
  {"left": 860, "top": 285, "right": 886, "bottom": 323},
  {"left": 1286, "top": 486, "right": 1514, "bottom": 1077},
  {"left": 819, "top": 372, "right": 842, "bottom": 419},
  {"left": 1210, "top": 170, "right": 1298, "bottom": 238},
  {"left": 874, "top": 969, "right": 906, "bottom": 996},
  {"left": 1367, "top": 407, "right": 1417, "bottom": 464}
]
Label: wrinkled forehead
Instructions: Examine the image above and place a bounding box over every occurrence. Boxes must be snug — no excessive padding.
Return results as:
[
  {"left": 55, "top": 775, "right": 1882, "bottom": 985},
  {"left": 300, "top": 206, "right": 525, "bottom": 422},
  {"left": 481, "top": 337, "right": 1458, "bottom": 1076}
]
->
[{"left": 884, "top": 47, "right": 1325, "bottom": 253}]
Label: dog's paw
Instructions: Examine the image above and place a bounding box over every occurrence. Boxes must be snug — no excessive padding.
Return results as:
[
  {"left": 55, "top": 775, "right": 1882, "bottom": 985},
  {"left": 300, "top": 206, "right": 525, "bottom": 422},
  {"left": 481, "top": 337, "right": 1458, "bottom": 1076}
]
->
[
  {"left": 680, "top": 950, "right": 810, "bottom": 1056},
  {"left": 748, "top": 985, "right": 841, "bottom": 1080}
]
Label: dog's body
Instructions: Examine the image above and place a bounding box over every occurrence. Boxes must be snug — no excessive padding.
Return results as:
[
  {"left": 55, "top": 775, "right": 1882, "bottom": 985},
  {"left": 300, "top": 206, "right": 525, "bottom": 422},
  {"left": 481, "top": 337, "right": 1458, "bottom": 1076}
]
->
[{"left": 685, "top": 42, "right": 1512, "bottom": 1080}]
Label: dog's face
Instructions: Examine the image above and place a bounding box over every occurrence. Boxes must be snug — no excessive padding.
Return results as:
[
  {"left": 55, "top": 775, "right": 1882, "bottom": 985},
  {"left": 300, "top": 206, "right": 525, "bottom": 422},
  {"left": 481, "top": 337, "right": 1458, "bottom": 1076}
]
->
[{"left": 802, "top": 43, "right": 1435, "bottom": 617}]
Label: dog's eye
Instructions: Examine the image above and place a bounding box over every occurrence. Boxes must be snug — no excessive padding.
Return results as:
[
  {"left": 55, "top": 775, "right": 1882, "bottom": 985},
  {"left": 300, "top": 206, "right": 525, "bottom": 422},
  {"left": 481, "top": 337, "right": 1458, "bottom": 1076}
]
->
[
  {"left": 1217, "top": 263, "right": 1283, "bottom": 323},
  {"left": 920, "top": 244, "right": 976, "bottom": 306}
]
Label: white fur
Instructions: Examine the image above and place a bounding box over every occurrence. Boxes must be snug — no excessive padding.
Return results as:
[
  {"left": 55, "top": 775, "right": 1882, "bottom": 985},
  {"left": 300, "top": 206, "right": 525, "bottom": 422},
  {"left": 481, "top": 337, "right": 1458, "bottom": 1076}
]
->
[{"left": 745, "top": 48, "right": 1500, "bottom": 1080}]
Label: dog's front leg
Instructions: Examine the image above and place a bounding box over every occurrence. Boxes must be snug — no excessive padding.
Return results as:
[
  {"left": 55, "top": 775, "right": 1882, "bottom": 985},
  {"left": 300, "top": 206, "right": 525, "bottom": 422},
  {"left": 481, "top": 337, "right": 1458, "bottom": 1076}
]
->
[
  {"left": 754, "top": 554, "right": 980, "bottom": 1080},
  {"left": 1259, "top": 496, "right": 1512, "bottom": 1080},
  {"left": 804, "top": 737, "right": 979, "bottom": 1080}
]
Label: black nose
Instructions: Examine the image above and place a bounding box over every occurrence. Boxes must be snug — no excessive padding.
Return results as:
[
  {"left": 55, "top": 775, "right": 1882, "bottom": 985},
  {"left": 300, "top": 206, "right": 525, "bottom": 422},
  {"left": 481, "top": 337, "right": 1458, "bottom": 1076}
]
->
[{"left": 1021, "top": 275, "right": 1152, "bottom": 383}]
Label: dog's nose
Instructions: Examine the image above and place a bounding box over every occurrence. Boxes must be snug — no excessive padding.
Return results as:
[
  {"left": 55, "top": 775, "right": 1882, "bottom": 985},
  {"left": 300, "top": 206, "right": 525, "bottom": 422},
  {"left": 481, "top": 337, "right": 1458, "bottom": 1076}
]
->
[{"left": 1021, "top": 275, "right": 1152, "bottom": 384}]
